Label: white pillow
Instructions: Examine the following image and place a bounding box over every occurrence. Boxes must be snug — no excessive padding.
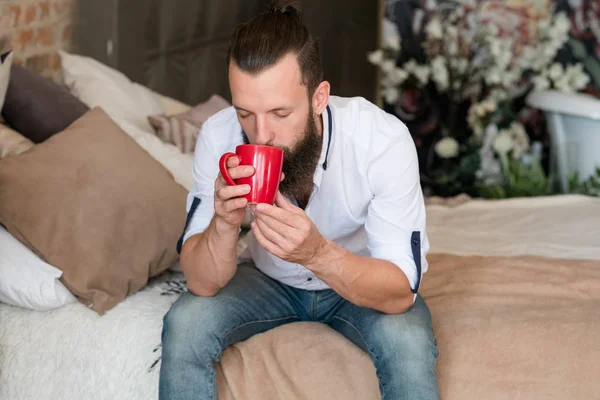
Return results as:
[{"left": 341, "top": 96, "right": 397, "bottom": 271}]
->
[
  {"left": 59, "top": 51, "right": 164, "bottom": 132},
  {"left": 0, "top": 51, "right": 13, "bottom": 112},
  {"left": 0, "top": 226, "right": 77, "bottom": 311}
]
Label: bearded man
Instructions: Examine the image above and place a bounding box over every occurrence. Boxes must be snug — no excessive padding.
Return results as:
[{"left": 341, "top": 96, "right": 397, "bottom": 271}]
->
[{"left": 159, "top": 2, "right": 439, "bottom": 399}]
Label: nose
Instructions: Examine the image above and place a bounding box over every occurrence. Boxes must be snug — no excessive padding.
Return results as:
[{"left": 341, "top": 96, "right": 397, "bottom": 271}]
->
[{"left": 254, "top": 115, "right": 273, "bottom": 145}]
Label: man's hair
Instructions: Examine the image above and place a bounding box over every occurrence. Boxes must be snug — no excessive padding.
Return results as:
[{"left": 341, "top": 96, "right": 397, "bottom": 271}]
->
[{"left": 227, "top": 0, "right": 323, "bottom": 99}]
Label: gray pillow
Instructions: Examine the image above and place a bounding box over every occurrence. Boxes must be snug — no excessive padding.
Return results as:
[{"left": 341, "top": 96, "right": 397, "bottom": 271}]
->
[
  {"left": 1, "top": 63, "right": 89, "bottom": 143},
  {"left": 0, "top": 51, "right": 12, "bottom": 113}
]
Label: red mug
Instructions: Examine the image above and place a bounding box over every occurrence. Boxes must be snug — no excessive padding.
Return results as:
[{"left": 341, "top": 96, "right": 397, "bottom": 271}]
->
[{"left": 219, "top": 144, "right": 284, "bottom": 205}]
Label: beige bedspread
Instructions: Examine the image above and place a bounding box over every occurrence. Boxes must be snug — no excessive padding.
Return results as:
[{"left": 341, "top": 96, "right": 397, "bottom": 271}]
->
[{"left": 215, "top": 253, "right": 600, "bottom": 400}]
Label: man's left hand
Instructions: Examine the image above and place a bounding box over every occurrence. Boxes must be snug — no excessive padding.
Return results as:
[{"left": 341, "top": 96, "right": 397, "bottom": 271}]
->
[{"left": 251, "top": 192, "right": 326, "bottom": 266}]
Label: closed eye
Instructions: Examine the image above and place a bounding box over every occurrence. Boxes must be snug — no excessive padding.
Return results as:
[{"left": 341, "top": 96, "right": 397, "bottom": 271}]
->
[{"left": 275, "top": 112, "right": 291, "bottom": 119}]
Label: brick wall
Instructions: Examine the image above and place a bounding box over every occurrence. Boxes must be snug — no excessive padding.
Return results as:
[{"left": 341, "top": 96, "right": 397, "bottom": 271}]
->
[{"left": 0, "top": 0, "right": 76, "bottom": 82}]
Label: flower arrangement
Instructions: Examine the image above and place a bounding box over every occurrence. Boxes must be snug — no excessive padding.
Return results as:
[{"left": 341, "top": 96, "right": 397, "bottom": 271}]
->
[{"left": 369, "top": 0, "right": 592, "bottom": 198}]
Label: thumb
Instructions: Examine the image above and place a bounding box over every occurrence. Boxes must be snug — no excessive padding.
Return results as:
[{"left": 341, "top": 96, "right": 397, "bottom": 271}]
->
[{"left": 274, "top": 191, "right": 296, "bottom": 211}]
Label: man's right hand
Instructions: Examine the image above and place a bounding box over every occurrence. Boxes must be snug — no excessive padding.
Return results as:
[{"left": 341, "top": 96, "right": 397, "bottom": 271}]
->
[{"left": 214, "top": 156, "right": 254, "bottom": 228}]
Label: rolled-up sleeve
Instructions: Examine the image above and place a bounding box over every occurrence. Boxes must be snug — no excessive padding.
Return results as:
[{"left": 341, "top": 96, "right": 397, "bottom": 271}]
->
[
  {"left": 177, "top": 120, "right": 220, "bottom": 252},
  {"left": 365, "top": 135, "right": 430, "bottom": 296}
]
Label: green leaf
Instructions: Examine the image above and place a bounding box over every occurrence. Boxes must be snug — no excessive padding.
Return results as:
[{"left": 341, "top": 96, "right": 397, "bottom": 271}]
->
[
  {"left": 568, "top": 38, "right": 588, "bottom": 60},
  {"left": 583, "top": 56, "right": 600, "bottom": 88},
  {"left": 476, "top": 183, "right": 506, "bottom": 199}
]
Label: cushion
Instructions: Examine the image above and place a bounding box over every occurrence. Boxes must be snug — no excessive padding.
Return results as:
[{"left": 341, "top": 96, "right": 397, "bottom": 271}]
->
[
  {"left": 1, "top": 63, "right": 89, "bottom": 143},
  {"left": 0, "top": 226, "right": 77, "bottom": 311},
  {"left": 0, "top": 123, "right": 34, "bottom": 158},
  {"left": 0, "top": 107, "right": 187, "bottom": 315},
  {"left": 58, "top": 51, "right": 197, "bottom": 191},
  {"left": 159, "top": 94, "right": 193, "bottom": 116},
  {"left": 0, "top": 51, "right": 12, "bottom": 112},
  {"left": 148, "top": 94, "right": 230, "bottom": 153},
  {"left": 60, "top": 51, "right": 163, "bottom": 132}
]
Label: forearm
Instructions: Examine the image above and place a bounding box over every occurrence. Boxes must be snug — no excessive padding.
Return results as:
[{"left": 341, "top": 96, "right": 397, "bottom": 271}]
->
[
  {"left": 180, "top": 216, "right": 240, "bottom": 296},
  {"left": 305, "top": 239, "right": 415, "bottom": 314}
]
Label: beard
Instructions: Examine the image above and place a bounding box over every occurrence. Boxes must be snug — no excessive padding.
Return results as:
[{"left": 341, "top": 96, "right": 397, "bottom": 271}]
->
[{"left": 242, "top": 106, "right": 322, "bottom": 202}]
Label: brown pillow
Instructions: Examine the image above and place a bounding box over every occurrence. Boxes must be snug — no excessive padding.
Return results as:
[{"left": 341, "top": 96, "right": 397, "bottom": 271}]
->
[
  {"left": 0, "top": 122, "right": 34, "bottom": 158},
  {"left": 0, "top": 107, "right": 187, "bottom": 314},
  {"left": 148, "top": 94, "right": 230, "bottom": 153}
]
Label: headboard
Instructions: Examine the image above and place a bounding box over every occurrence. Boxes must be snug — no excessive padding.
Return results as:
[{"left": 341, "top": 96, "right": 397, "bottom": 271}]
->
[{"left": 74, "top": 0, "right": 381, "bottom": 105}]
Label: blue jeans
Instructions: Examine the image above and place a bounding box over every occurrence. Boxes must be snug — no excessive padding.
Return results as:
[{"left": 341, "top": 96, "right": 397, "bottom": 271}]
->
[{"left": 159, "top": 263, "right": 439, "bottom": 399}]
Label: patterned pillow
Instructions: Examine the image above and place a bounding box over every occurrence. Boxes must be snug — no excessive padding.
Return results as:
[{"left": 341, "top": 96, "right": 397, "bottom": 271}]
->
[{"left": 148, "top": 94, "right": 230, "bottom": 153}]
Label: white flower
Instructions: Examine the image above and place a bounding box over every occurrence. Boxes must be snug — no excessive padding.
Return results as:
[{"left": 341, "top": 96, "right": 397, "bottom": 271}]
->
[
  {"left": 435, "top": 137, "right": 459, "bottom": 159},
  {"left": 554, "top": 74, "right": 573, "bottom": 93},
  {"left": 565, "top": 63, "right": 591, "bottom": 91},
  {"left": 424, "top": 0, "right": 438, "bottom": 11},
  {"left": 414, "top": 65, "right": 431, "bottom": 86},
  {"left": 381, "top": 60, "right": 396, "bottom": 74},
  {"left": 553, "top": 12, "right": 571, "bottom": 38},
  {"left": 413, "top": 9, "right": 425, "bottom": 35},
  {"left": 532, "top": 75, "right": 550, "bottom": 91},
  {"left": 367, "top": 50, "right": 384, "bottom": 66},
  {"left": 431, "top": 56, "right": 449, "bottom": 91},
  {"left": 447, "top": 40, "right": 459, "bottom": 56},
  {"left": 382, "top": 87, "right": 399, "bottom": 104},
  {"left": 485, "top": 68, "right": 502, "bottom": 85},
  {"left": 404, "top": 60, "right": 430, "bottom": 86},
  {"left": 383, "top": 36, "right": 401, "bottom": 52},
  {"left": 489, "top": 89, "right": 509, "bottom": 102},
  {"left": 548, "top": 63, "right": 564, "bottom": 80},
  {"left": 452, "top": 58, "right": 469, "bottom": 75},
  {"left": 382, "top": 19, "right": 401, "bottom": 51},
  {"left": 508, "top": 122, "right": 530, "bottom": 158},
  {"left": 426, "top": 18, "right": 443, "bottom": 40},
  {"left": 493, "top": 130, "right": 514, "bottom": 154},
  {"left": 391, "top": 67, "right": 409, "bottom": 85}
]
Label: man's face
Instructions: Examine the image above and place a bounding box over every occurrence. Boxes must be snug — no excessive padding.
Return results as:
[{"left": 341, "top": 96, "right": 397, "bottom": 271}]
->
[
  {"left": 229, "top": 53, "right": 322, "bottom": 198},
  {"left": 229, "top": 53, "right": 316, "bottom": 148}
]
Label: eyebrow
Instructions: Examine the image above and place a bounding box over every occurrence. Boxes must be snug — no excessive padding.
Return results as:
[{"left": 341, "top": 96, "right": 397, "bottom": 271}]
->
[{"left": 234, "top": 106, "right": 292, "bottom": 113}]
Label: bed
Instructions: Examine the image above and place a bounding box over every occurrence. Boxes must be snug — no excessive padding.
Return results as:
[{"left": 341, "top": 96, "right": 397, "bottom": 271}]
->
[
  {"left": 2, "top": 184, "right": 599, "bottom": 399},
  {"left": 2, "top": 1, "right": 600, "bottom": 399}
]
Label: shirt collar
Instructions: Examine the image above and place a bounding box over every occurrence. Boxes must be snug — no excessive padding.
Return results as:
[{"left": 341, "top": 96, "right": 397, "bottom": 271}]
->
[{"left": 313, "top": 105, "right": 333, "bottom": 189}]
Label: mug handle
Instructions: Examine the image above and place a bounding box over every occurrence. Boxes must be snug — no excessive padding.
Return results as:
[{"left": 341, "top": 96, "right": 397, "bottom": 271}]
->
[{"left": 219, "top": 152, "right": 237, "bottom": 186}]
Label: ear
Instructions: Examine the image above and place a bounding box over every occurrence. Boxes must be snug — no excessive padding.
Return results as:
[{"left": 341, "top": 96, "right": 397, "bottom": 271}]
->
[{"left": 311, "top": 81, "right": 330, "bottom": 116}]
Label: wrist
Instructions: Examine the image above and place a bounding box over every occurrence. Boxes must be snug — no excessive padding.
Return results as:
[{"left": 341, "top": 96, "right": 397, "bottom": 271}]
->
[
  {"left": 305, "top": 237, "right": 337, "bottom": 272},
  {"left": 212, "top": 216, "right": 240, "bottom": 238}
]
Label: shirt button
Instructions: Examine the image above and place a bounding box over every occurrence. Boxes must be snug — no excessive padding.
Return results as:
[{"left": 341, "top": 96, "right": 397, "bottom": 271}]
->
[{"left": 307, "top": 277, "right": 313, "bottom": 281}]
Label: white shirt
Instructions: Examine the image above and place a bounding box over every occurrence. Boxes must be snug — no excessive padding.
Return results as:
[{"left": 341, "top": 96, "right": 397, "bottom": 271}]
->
[{"left": 180, "top": 96, "right": 430, "bottom": 296}]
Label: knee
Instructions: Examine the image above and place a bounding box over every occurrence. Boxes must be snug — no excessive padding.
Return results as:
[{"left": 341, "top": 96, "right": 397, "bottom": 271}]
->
[
  {"left": 372, "top": 303, "right": 438, "bottom": 367},
  {"left": 161, "top": 293, "right": 224, "bottom": 362}
]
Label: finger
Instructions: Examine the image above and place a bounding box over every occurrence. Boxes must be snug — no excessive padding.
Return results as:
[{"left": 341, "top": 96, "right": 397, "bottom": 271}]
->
[
  {"left": 226, "top": 156, "right": 240, "bottom": 168},
  {"left": 280, "top": 172, "right": 285, "bottom": 182},
  {"left": 222, "top": 197, "right": 248, "bottom": 213},
  {"left": 215, "top": 184, "right": 251, "bottom": 201},
  {"left": 254, "top": 212, "right": 295, "bottom": 239},
  {"left": 228, "top": 165, "right": 255, "bottom": 180},
  {"left": 251, "top": 221, "right": 286, "bottom": 258},
  {"left": 254, "top": 215, "right": 288, "bottom": 246},
  {"left": 255, "top": 203, "right": 300, "bottom": 227}
]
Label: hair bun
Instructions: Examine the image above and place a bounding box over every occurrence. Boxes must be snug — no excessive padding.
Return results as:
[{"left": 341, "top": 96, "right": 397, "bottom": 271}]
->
[{"left": 269, "top": 1, "right": 302, "bottom": 17}]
